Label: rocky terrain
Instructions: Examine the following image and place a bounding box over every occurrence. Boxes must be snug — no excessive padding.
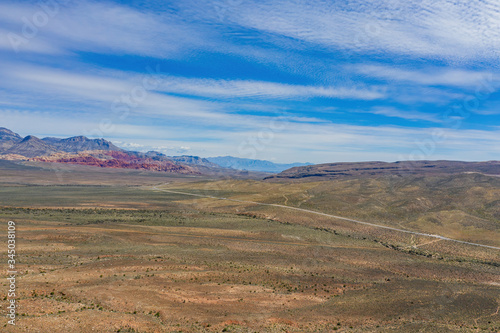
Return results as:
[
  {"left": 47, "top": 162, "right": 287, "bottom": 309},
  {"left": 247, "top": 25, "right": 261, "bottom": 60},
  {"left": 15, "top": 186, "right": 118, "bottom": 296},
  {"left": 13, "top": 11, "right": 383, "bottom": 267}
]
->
[
  {"left": 0, "top": 166, "right": 498, "bottom": 333},
  {"left": 4, "top": 135, "right": 59, "bottom": 158},
  {"left": 0, "top": 127, "right": 22, "bottom": 150},
  {"left": 30, "top": 150, "right": 198, "bottom": 174}
]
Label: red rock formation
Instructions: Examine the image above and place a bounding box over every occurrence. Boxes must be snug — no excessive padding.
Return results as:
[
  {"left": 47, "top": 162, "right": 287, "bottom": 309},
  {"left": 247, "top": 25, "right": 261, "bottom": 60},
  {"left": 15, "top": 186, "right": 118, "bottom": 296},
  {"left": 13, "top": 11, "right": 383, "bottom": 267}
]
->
[{"left": 29, "top": 150, "right": 199, "bottom": 174}]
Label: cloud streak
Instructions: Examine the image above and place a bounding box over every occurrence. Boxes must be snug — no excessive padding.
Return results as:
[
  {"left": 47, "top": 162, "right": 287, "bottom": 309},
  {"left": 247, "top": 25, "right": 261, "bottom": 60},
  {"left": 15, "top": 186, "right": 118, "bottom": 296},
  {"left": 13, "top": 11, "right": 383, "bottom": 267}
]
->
[
  {"left": 156, "top": 76, "right": 386, "bottom": 100},
  {"left": 0, "top": 0, "right": 212, "bottom": 57},
  {"left": 367, "top": 107, "right": 442, "bottom": 123},
  {"left": 357, "top": 65, "right": 497, "bottom": 89},
  {"left": 213, "top": 0, "right": 500, "bottom": 61}
]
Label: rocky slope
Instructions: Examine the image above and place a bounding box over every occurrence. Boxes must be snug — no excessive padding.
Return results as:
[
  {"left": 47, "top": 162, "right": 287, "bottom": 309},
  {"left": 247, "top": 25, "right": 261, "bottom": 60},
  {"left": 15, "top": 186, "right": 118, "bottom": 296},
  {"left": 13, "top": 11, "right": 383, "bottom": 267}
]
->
[
  {"left": 0, "top": 127, "right": 22, "bottom": 150},
  {"left": 5, "top": 135, "right": 59, "bottom": 157},
  {"left": 30, "top": 150, "right": 199, "bottom": 174}
]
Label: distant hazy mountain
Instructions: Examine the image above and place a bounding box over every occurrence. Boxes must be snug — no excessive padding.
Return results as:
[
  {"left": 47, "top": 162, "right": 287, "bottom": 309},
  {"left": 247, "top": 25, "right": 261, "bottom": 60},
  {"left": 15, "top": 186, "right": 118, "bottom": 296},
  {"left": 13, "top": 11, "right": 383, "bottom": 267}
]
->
[
  {"left": 206, "top": 156, "right": 312, "bottom": 173},
  {"left": 169, "top": 155, "right": 220, "bottom": 168}
]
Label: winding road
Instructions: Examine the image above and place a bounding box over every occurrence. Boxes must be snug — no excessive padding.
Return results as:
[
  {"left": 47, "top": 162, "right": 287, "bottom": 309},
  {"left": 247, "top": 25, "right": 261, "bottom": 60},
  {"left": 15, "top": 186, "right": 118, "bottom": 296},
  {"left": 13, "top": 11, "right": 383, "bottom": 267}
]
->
[{"left": 152, "top": 185, "right": 500, "bottom": 251}]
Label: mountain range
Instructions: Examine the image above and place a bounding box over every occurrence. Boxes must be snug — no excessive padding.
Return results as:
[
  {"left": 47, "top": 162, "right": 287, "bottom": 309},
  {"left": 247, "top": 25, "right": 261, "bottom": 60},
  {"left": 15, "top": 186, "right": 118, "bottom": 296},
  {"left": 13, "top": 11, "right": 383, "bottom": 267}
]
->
[
  {"left": 2, "top": 127, "right": 500, "bottom": 179},
  {"left": 42, "top": 136, "right": 123, "bottom": 153},
  {"left": 0, "top": 128, "right": 122, "bottom": 158},
  {"left": 0, "top": 128, "right": 294, "bottom": 174}
]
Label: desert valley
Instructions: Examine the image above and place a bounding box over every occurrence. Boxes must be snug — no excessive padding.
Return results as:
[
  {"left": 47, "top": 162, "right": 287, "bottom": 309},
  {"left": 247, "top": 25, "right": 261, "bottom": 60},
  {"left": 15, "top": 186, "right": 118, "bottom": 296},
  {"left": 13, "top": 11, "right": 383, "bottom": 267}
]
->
[{"left": 0, "top": 127, "right": 499, "bottom": 332}]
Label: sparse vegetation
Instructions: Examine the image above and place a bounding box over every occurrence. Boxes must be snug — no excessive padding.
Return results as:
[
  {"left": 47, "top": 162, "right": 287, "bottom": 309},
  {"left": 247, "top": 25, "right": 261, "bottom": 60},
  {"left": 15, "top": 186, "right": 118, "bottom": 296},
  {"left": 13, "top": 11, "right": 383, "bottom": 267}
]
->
[{"left": 0, "top": 164, "right": 498, "bottom": 332}]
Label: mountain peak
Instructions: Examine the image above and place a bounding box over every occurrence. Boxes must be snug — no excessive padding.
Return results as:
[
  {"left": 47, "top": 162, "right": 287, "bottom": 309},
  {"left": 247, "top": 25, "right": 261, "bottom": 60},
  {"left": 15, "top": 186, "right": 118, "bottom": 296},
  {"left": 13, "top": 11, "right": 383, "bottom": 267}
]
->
[
  {"left": 21, "top": 135, "right": 41, "bottom": 142},
  {"left": 0, "top": 127, "right": 23, "bottom": 151},
  {"left": 5, "top": 134, "right": 58, "bottom": 157},
  {"left": 48, "top": 136, "right": 123, "bottom": 153},
  {"left": 0, "top": 127, "right": 20, "bottom": 135},
  {"left": 0, "top": 127, "right": 22, "bottom": 139},
  {"left": 65, "top": 136, "right": 88, "bottom": 142}
]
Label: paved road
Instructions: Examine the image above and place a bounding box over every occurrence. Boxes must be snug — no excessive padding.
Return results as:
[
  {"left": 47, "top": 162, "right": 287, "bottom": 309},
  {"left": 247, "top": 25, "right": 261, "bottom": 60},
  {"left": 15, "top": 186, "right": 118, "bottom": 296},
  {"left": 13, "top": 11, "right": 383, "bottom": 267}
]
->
[{"left": 152, "top": 185, "right": 500, "bottom": 251}]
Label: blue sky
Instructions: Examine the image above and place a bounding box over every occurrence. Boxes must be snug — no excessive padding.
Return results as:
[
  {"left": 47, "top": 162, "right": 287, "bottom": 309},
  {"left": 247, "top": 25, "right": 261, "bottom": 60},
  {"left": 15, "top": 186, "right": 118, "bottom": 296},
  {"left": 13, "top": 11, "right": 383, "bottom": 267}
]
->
[{"left": 0, "top": 0, "right": 499, "bottom": 163}]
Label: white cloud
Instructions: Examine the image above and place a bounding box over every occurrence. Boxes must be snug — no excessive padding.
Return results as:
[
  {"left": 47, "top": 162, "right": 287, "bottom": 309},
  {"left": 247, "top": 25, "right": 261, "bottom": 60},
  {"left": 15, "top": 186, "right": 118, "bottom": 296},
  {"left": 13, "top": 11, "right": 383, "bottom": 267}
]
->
[
  {"left": 112, "top": 141, "right": 192, "bottom": 155},
  {"left": 0, "top": 27, "right": 63, "bottom": 54},
  {"left": 4, "top": 0, "right": 499, "bottom": 67},
  {"left": 0, "top": 63, "right": 219, "bottom": 121},
  {"left": 210, "top": 0, "right": 500, "bottom": 61},
  {"left": 0, "top": 61, "right": 390, "bottom": 133},
  {"left": 0, "top": 1, "right": 211, "bottom": 57},
  {"left": 156, "top": 76, "right": 386, "bottom": 100},
  {"left": 367, "top": 107, "right": 442, "bottom": 123},
  {"left": 357, "top": 65, "right": 497, "bottom": 89}
]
